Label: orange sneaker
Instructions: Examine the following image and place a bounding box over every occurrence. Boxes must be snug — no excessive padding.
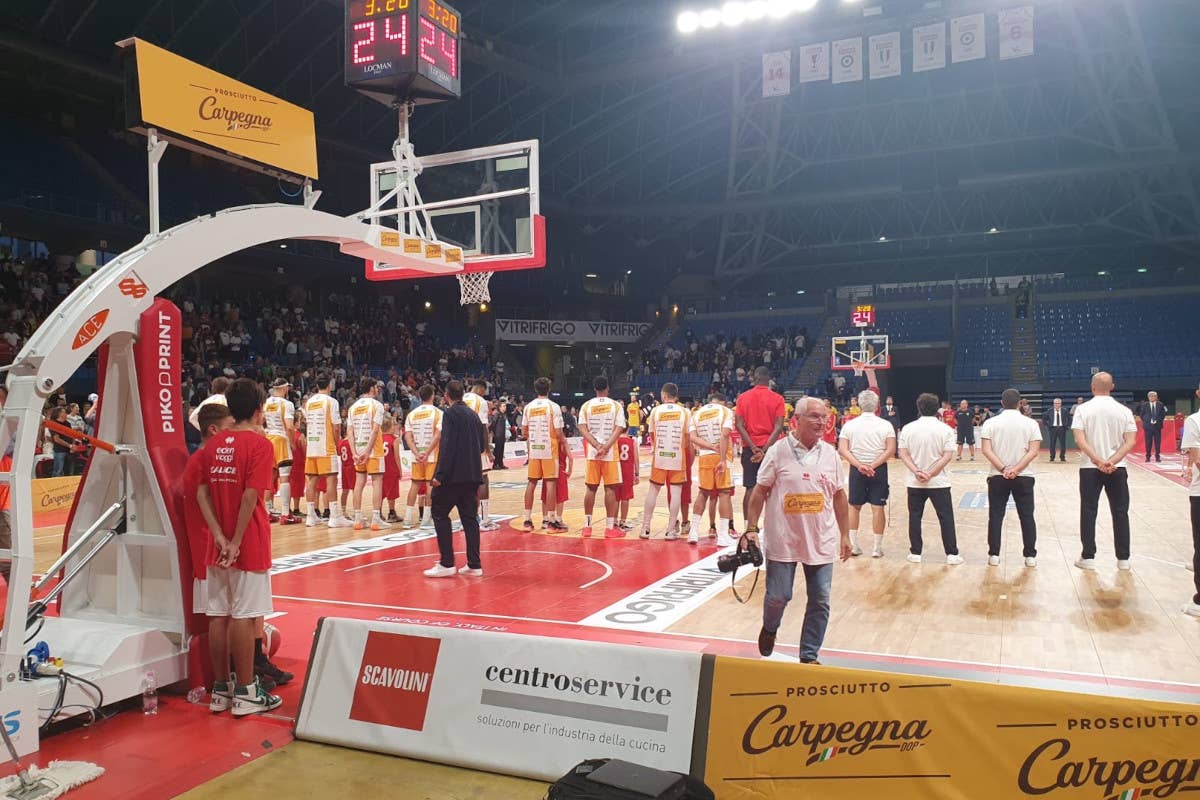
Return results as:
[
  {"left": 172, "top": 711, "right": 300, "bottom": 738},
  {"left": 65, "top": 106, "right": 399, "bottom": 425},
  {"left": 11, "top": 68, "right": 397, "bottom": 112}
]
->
[
  {"left": 581, "top": 526, "right": 593, "bottom": 538},
  {"left": 604, "top": 527, "right": 624, "bottom": 539}
]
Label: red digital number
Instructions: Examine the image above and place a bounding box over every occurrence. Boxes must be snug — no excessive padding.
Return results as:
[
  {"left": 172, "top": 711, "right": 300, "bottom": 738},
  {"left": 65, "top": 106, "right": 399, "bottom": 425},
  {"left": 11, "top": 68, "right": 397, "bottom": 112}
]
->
[
  {"left": 418, "top": 17, "right": 436, "bottom": 67},
  {"left": 439, "top": 29, "right": 457, "bottom": 77},
  {"left": 352, "top": 20, "right": 376, "bottom": 65},
  {"left": 385, "top": 14, "right": 407, "bottom": 55}
]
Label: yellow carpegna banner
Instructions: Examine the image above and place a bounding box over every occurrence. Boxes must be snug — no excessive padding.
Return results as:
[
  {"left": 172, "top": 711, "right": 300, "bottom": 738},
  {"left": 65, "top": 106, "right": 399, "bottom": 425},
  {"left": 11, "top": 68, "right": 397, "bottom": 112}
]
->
[
  {"left": 702, "top": 656, "right": 1199, "bottom": 800},
  {"left": 124, "top": 38, "right": 318, "bottom": 180},
  {"left": 31, "top": 476, "right": 81, "bottom": 514}
]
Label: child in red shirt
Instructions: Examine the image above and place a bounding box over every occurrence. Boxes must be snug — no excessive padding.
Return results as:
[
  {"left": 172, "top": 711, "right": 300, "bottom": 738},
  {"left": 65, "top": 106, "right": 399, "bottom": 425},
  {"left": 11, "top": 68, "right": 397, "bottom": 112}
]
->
[
  {"left": 196, "top": 378, "right": 282, "bottom": 717},
  {"left": 616, "top": 434, "right": 639, "bottom": 533},
  {"left": 540, "top": 441, "right": 573, "bottom": 527},
  {"left": 182, "top": 403, "right": 233, "bottom": 621},
  {"left": 333, "top": 433, "right": 356, "bottom": 528},
  {"left": 288, "top": 426, "right": 307, "bottom": 517},
  {"left": 381, "top": 418, "right": 402, "bottom": 523}
]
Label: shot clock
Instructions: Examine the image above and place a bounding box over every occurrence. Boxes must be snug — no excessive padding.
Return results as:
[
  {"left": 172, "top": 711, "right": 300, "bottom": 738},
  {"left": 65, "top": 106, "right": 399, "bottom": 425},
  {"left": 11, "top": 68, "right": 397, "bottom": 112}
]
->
[{"left": 345, "top": 0, "right": 461, "bottom": 105}]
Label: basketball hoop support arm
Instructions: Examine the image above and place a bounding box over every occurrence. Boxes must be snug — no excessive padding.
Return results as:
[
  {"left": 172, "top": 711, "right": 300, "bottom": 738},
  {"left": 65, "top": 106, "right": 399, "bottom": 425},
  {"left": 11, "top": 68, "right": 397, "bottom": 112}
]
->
[{"left": 146, "top": 128, "right": 168, "bottom": 236}]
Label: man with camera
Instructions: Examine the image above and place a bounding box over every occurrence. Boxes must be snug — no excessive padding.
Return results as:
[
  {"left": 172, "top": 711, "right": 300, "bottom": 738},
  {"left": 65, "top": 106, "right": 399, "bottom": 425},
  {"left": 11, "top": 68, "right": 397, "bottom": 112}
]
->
[{"left": 744, "top": 397, "right": 851, "bottom": 665}]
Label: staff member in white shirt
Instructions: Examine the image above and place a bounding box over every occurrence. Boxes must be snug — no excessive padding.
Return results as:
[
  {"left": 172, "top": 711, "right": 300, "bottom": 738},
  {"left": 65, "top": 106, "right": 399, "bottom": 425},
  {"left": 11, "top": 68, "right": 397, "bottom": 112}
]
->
[
  {"left": 1071, "top": 372, "right": 1137, "bottom": 570},
  {"left": 746, "top": 397, "right": 850, "bottom": 665},
  {"left": 1179, "top": 380, "right": 1200, "bottom": 617},
  {"left": 980, "top": 389, "right": 1042, "bottom": 567},
  {"left": 838, "top": 390, "right": 895, "bottom": 558},
  {"left": 898, "top": 393, "right": 963, "bottom": 565}
]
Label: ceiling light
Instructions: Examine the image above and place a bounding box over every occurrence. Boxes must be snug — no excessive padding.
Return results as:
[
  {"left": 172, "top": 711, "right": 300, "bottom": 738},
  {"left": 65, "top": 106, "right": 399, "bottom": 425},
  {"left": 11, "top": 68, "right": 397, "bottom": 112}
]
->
[
  {"left": 878, "top": 236, "right": 887, "bottom": 242},
  {"left": 584, "top": 273, "right": 598, "bottom": 278},
  {"left": 677, "top": 10, "right": 700, "bottom": 33},
  {"left": 279, "top": 244, "right": 287, "bottom": 248},
  {"left": 424, "top": 300, "right": 432, "bottom": 309},
  {"left": 796, "top": 289, "right": 806, "bottom": 294},
  {"left": 988, "top": 227, "right": 999, "bottom": 233},
  {"left": 1137, "top": 267, "right": 1148, "bottom": 273},
  {"left": 479, "top": 303, "right": 488, "bottom": 312},
  {"left": 700, "top": 8, "right": 722, "bottom": 27},
  {"left": 1096, "top": 271, "right": 1107, "bottom": 276},
  {"left": 721, "top": 2, "right": 746, "bottom": 25},
  {"left": 626, "top": 269, "right": 632, "bottom": 275}
]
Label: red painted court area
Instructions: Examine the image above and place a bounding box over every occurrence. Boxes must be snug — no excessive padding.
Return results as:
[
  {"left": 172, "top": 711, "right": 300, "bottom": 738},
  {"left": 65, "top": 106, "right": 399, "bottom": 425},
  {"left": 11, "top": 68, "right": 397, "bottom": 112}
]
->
[{"left": 271, "top": 527, "right": 723, "bottom": 623}]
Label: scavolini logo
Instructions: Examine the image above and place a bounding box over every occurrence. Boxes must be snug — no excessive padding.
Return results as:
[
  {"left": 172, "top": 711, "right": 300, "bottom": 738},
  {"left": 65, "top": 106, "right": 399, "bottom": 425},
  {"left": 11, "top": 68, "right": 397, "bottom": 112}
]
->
[
  {"left": 1014, "top": 713, "right": 1200, "bottom": 799},
  {"left": 349, "top": 632, "right": 441, "bottom": 731}
]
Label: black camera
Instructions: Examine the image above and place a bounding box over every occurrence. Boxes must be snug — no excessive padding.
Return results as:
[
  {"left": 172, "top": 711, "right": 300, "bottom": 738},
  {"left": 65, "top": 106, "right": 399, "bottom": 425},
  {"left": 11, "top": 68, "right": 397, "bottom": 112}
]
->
[{"left": 717, "top": 535, "right": 763, "bottom": 573}]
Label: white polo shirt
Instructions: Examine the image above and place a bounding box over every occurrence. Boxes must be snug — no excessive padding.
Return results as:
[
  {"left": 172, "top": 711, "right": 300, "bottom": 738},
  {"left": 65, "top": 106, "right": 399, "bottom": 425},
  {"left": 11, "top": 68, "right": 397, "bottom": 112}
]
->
[
  {"left": 1071, "top": 395, "right": 1137, "bottom": 469},
  {"left": 1181, "top": 411, "right": 1200, "bottom": 497},
  {"left": 898, "top": 416, "right": 956, "bottom": 489},
  {"left": 838, "top": 411, "right": 895, "bottom": 464},
  {"left": 979, "top": 409, "right": 1042, "bottom": 477}
]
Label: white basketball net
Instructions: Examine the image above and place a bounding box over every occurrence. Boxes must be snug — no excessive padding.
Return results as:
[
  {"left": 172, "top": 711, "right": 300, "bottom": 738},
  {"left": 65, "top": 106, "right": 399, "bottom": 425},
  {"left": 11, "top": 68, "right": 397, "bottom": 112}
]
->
[{"left": 456, "top": 271, "right": 492, "bottom": 305}]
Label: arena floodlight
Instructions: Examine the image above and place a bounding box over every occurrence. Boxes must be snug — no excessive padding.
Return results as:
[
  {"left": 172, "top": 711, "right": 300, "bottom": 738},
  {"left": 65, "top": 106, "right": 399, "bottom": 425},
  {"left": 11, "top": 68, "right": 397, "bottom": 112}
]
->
[
  {"left": 700, "top": 8, "right": 723, "bottom": 27},
  {"left": 745, "top": 0, "right": 768, "bottom": 19},
  {"left": 722, "top": 2, "right": 747, "bottom": 26},
  {"left": 677, "top": 10, "right": 701, "bottom": 33},
  {"left": 766, "top": 0, "right": 792, "bottom": 18}
]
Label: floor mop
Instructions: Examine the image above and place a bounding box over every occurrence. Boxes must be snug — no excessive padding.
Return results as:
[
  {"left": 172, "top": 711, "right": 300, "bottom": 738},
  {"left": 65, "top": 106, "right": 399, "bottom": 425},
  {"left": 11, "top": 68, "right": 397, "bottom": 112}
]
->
[{"left": 0, "top": 721, "right": 102, "bottom": 800}]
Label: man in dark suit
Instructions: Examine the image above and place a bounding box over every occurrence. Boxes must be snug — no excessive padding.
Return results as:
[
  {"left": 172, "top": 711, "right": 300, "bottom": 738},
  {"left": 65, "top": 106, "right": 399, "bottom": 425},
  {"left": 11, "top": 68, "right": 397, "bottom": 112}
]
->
[
  {"left": 1140, "top": 390, "right": 1166, "bottom": 462},
  {"left": 424, "top": 380, "right": 485, "bottom": 578},
  {"left": 883, "top": 395, "right": 900, "bottom": 429},
  {"left": 1042, "top": 397, "right": 1068, "bottom": 462},
  {"left": 490, "top": 401, "right": 508, "bottom": 469}
]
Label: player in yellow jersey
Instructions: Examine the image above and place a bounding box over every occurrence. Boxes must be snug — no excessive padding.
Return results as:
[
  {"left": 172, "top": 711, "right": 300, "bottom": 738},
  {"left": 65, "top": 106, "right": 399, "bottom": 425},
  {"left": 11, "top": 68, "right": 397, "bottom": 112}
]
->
[
  {"left": 403, "top": 385, "right": 443, "bottom": 529},
  {"left": 522, "top": 377, "right": 568, "bottom": 532},
  {"left": 261, "top": 379, "right": 299, "bottom": 525},
  {"left": 303, "top": 372, "right": 346, "bottom": 527},
  {"left": 348, "top": 377, "right": 389, "bottom": 531},
  {"left": 579, "top": 376, "right": 627, "bottom": 539},
  {"left": 464, "top": 378, "right": 499, "bottom": 531},
  {"left": 688, "top": 390, "right": 736, "bottom": 546},
  {"left": 627, "top": 395, "right": 642, "bottom": 445},
  {"left": 640, "top": 383, "right": 691, "bottom": 540}
]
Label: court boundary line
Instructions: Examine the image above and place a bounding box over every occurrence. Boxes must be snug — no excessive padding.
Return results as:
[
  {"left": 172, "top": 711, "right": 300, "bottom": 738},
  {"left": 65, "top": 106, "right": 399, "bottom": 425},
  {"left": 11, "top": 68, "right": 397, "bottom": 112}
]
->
[{"left": 342, "top": 549, "right": 614, "bottom": 589}]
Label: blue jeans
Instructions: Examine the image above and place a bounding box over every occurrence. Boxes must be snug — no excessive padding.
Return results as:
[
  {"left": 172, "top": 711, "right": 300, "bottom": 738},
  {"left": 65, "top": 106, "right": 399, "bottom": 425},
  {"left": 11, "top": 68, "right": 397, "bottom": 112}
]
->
[
  {"left": 52, "top": 451, "right": 67, "bottom": 477},
  {"left": 762, "top": 560, "right": 833, "bottom": 662}
]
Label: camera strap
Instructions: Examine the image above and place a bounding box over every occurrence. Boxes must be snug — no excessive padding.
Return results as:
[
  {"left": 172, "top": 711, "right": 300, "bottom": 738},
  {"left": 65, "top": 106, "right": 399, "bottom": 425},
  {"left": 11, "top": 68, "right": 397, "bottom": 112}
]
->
[{"left": 730, "top": 564, "right": 759, "bottom": 604}]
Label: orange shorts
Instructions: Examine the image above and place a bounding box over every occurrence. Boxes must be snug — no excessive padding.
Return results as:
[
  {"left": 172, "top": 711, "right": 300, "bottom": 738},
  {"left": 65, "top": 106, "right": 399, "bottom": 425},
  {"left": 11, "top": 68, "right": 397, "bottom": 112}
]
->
[
  {"left": 584, "top": 459, "right": 620, "bottom": 486},
  {"left": 698, "top": 459, "right": 734, "bottom": 494},
  {"left": 305, "top": 456, "right": 336, "bottom": 476},
  {"left": 650, "top": 467, "right": 686, "bottom": 485},
  {"left": 267, "top": 433, "right": 292, "bottom": 466},
  {"left": 528, "top": 458, "right": 559, "bottom": 481},
  {"left": 411, "top": 460, "right": 438, "bottom": 482},
  {"left": 354, "top": 455, "right": 386, "bottom": 475}
]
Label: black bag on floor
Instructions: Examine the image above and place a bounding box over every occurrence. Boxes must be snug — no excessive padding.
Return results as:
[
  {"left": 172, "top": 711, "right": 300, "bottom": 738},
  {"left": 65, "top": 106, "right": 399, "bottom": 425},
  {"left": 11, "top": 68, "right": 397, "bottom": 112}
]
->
[{"left": 546, "top": 759, "right": 714, "bottom": 800}]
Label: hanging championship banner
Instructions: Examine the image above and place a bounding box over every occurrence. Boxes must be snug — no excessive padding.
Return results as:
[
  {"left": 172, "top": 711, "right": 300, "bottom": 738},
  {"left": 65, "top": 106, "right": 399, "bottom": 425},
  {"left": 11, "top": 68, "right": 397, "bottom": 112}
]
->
[
  {"left": 701, "top": 656, "right": 1200, "bottom": 800},
  {"left": 912, "top": 22, "right": 947, "bottom": 72},
  {"left": 999, "top": 6, "right": 1035, "bottom": 60},
  {"left": 832, "top": 38, "right": 863, "bottom": 84},
  {"left": 798, "top": 42, "right": 830, "bottom": 83},
  {"left": 868, "top": 32, "right": 902, "bottom": 79},
  {"left": 762, "top": 51, "right": 792, "bottom": 98},
  {"left": 951, "top": 13, "right": 986, "bottom": 63}
]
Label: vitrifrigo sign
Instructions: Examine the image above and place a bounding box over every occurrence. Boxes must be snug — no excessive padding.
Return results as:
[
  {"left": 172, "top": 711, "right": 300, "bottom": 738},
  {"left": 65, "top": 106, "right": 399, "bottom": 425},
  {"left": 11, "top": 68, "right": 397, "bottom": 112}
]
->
[
  {"left": 294, "top": 618, "right": 701, "bottom": 781},
  {"left": 702, "top": 656, "right": 1200, "bottom": 800},
  {"left": 495, "top": 319, "right": 653, "bottom": 343}
]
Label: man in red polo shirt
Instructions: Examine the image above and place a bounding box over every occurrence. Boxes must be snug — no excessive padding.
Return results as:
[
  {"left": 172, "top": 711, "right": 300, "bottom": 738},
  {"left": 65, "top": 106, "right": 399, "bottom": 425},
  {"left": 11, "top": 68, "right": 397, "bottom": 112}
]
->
[{"left": 735, "top": 367, "right": 786, "bottom": 524}]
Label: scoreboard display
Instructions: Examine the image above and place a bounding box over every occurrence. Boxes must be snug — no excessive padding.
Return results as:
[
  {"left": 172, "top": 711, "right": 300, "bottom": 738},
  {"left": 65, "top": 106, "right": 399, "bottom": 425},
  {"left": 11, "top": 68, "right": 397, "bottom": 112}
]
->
[{"left": 345, "top": 0, "right": 461, "bottom": 104}]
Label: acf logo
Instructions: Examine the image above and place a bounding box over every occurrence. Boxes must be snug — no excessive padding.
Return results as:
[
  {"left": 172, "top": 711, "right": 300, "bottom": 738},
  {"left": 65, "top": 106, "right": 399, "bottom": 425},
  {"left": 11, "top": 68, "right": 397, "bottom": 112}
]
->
[
  {"left": 71, "top": 309, "right": 109, "bottom": 350},
  {"left": 349, "top": 632, "right": 440, "bottom": 731}
]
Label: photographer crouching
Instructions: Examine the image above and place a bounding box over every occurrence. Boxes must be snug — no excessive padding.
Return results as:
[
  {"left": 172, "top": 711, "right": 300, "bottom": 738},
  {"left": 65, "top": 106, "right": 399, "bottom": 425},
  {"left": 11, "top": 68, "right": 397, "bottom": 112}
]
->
[{"left": 744, "top": 396, "right": 851, "bottom": 664}]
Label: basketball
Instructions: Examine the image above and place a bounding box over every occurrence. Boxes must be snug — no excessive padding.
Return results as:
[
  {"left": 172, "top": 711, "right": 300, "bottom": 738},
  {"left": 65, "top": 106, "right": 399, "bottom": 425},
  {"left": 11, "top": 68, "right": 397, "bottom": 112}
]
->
[{"left": 263, "top": 622, "right": 281, "bottom": 657}]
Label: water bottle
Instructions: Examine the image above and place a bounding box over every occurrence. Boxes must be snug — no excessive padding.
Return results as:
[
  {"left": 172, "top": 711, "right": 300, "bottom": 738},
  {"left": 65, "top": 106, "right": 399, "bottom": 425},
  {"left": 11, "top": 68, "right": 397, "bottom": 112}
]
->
[
  {"left": 186, "top": 686, "right": 208, "bottom": 705},
  {"left": 141, "top": 670, "right": 158, "bottom": 715}
]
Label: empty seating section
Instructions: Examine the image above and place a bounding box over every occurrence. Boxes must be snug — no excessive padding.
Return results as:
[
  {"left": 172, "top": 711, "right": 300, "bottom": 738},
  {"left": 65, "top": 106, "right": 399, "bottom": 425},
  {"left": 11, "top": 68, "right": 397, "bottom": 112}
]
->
[
  {"left": 833, "top": 306, "right": 952, "bottom": 343},
  {"left": 954, "top": 303, "right": 1012, "bottom": 381},
  {"left": 1035, "top": 293, "right": 1200, "bottom": 382}
]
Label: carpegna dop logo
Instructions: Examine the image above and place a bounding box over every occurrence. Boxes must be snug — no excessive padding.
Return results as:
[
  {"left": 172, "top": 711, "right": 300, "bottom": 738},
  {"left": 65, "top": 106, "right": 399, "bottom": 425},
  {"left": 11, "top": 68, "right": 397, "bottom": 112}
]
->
[{"left": 349, "top": 631, "right": 440, "bottom": 731}]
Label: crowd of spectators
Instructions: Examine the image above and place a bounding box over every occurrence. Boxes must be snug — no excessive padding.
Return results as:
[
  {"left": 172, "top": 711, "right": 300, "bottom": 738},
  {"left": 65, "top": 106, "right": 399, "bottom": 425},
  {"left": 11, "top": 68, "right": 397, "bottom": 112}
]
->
[{"left": 637, "top": 324, "right": 811, "bottom": 397}]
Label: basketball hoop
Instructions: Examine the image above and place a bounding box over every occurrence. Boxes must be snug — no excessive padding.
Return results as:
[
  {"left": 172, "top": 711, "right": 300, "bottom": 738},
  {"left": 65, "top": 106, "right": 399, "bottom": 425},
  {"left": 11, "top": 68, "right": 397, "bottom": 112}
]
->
[
  {"left": 851, "top": 361, "right": 866, "bottom": 378},
  {"left": 456, "top": 270, "right": 492, "bottom": 305}
]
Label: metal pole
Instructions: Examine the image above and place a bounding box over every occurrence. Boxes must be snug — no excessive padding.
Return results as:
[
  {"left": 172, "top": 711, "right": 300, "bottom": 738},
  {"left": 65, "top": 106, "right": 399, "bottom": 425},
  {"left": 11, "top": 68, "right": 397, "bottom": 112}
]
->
[
  {"left": 33, "top": 500, "right": 124, "bottom": 593},
  {"left": 147, "top": 128, "right": 168, "bottom": 236}
]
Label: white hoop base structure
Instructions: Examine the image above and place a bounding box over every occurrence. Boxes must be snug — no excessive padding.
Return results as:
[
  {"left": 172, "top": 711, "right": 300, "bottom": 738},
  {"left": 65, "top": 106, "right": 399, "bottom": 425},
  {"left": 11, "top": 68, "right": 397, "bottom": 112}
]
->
[{"left": 457, "top": 270, "right": 493, "bottom": 305}]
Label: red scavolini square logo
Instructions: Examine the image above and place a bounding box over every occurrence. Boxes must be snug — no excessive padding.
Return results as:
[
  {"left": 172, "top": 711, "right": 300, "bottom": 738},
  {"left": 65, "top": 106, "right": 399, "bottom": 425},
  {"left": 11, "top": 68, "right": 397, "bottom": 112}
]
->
[{"left": 349, "top": 632, "right": 441, "bottom": 731}]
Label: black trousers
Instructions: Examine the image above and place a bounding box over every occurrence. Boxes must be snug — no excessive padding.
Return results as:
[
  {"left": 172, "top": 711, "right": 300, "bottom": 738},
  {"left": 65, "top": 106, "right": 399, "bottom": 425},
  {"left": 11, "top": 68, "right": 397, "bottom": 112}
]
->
[
  {"left": 906, "top": 487, "right": 958, "bottom": 556},
  {"left": 1047, "top": 427, "right": 1067, "bottom": 460},
  {"left": 493, "top": 438, "right": 506, "bottom": 469},
  {"left": 1191, "top": 497, "right": 1199, "bottom": 604},
  {"left": 431, "top": 482, "right": 482, "bottom": 569},
  {"left": 1144, "top": 427, "right": 1162, "bottom": 459},
  {"left": 986, "top": 475, "right": 1037, "bottom": 557},
  {"left": 1079, "top": 468, "right": 1130, "bottom": 560}
]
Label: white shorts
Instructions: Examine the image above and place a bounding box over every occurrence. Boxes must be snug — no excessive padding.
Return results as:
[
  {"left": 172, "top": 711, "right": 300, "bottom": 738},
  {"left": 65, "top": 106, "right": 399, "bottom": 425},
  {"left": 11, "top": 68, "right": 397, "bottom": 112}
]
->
[
  {"left": 205, "top": 567, "right": 273, "bottom": 619},
  {"left": 192, "top": 577, "right": 207, "bottom": 615}
]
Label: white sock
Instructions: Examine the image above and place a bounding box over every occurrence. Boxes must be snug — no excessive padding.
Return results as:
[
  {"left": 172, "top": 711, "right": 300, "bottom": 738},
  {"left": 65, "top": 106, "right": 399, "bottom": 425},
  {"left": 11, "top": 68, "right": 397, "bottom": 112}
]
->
[
  {"left": 524, "top": 507, "right": 533, "bottom": 521},
  {"left": 481, "top": 500, "right": 489, "bottom": 521},
  {"left": 667, "top": 491, "right": 681, "bottom": 531},
  {"left": 354, "top": 510, "right": 363, "bottom": 523},
  {"left": 849, "top": 529, "right": 858, "bottom": 548},
  {"left": 689, "top": 518, "right": 702, "bottom": 538},
  {"left": 642, "top": 484, "right": 661, "bottom": 531},
  {"left": 331, "top": 501, "right": 342, "bottom": 519},
  {"left": 605, "top": 517, "right": 614, "bottom": 529},
  {"left": 279, "top": 484, "right": 291, "bottom": 513},
  {"left": 718, "top": 518, "right": 730, "bottom": 537},
  {"left": 405, "top": 505, "right": 415, "bottom": 520},
  {"left": 873, "top": 533, "right": 885, "bottom": 551}
]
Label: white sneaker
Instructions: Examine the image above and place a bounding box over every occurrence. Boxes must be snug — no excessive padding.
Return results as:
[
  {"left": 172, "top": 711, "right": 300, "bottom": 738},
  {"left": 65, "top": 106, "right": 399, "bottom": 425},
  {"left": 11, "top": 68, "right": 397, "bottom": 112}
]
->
[
  {"left": 907, "top": 554, "right": 922, "bottom": 563},
  {"left": 329, "top": 515, "right": 354, "bottom": 529},
  {"left": 687, "top": 532, "right": 699, "bottom": 545},
  {"left": 231, "top": 679, "right": 283, "bottom": 717},
  {"left": 988, "top": 555, "right": 1000, "bottom": 566},
  {"left": 1117, "top": 559, "right": 1131, "bottom": 571},
  {"left": 305, "top": 513, "right": 319, "bottom": 527},
  {"left": 402, "top": 516, "right": 416, "bottom": 529},
  {"left": 423, "top": 564, "right": 456, "bottom": 578},
  {"left": 1183, "top": 602, "right": 1200, "bottom": 618},
  {"left": 871, "top": 546, "right": 884, "bottom": 558},
  {"left": 457, "top": 565, "right": 483, "bottom": 577},
  {"left": 639, "top": 530, "right": 651, "bottom": 540},
  {"left": 419, "top": 518, "right": 434, "bottom": 531},
  {"left": 665, "top": 528, "right": 680, "bottom": 541},
  {"left": 850, "top": 544, "right": 863, "bottom": 556},
  {"left": 715, "top": 533, "right": 735, "bottom": 547},
  {"left": 946, "top": 554, "right": 965, "bottom": 566},
  {"left": 1024, "top": 557, "right": 1037, "bottom": 568},
  {"left": 1074, "top": 558, "right": 1096, "bottom": 570},
  {"left": 480, "top": 520, "right": 500, "bottom": 532}
]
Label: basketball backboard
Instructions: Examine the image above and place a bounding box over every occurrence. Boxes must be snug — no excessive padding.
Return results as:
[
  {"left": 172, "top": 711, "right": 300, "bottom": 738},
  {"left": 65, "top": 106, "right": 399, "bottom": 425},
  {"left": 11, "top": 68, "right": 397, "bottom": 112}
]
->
[
  {"left": 831, "top": 334, "right": 890, "bottom": 371},
  {"left": 358, "top": 139, "right": 544, "bottom": 282}
]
